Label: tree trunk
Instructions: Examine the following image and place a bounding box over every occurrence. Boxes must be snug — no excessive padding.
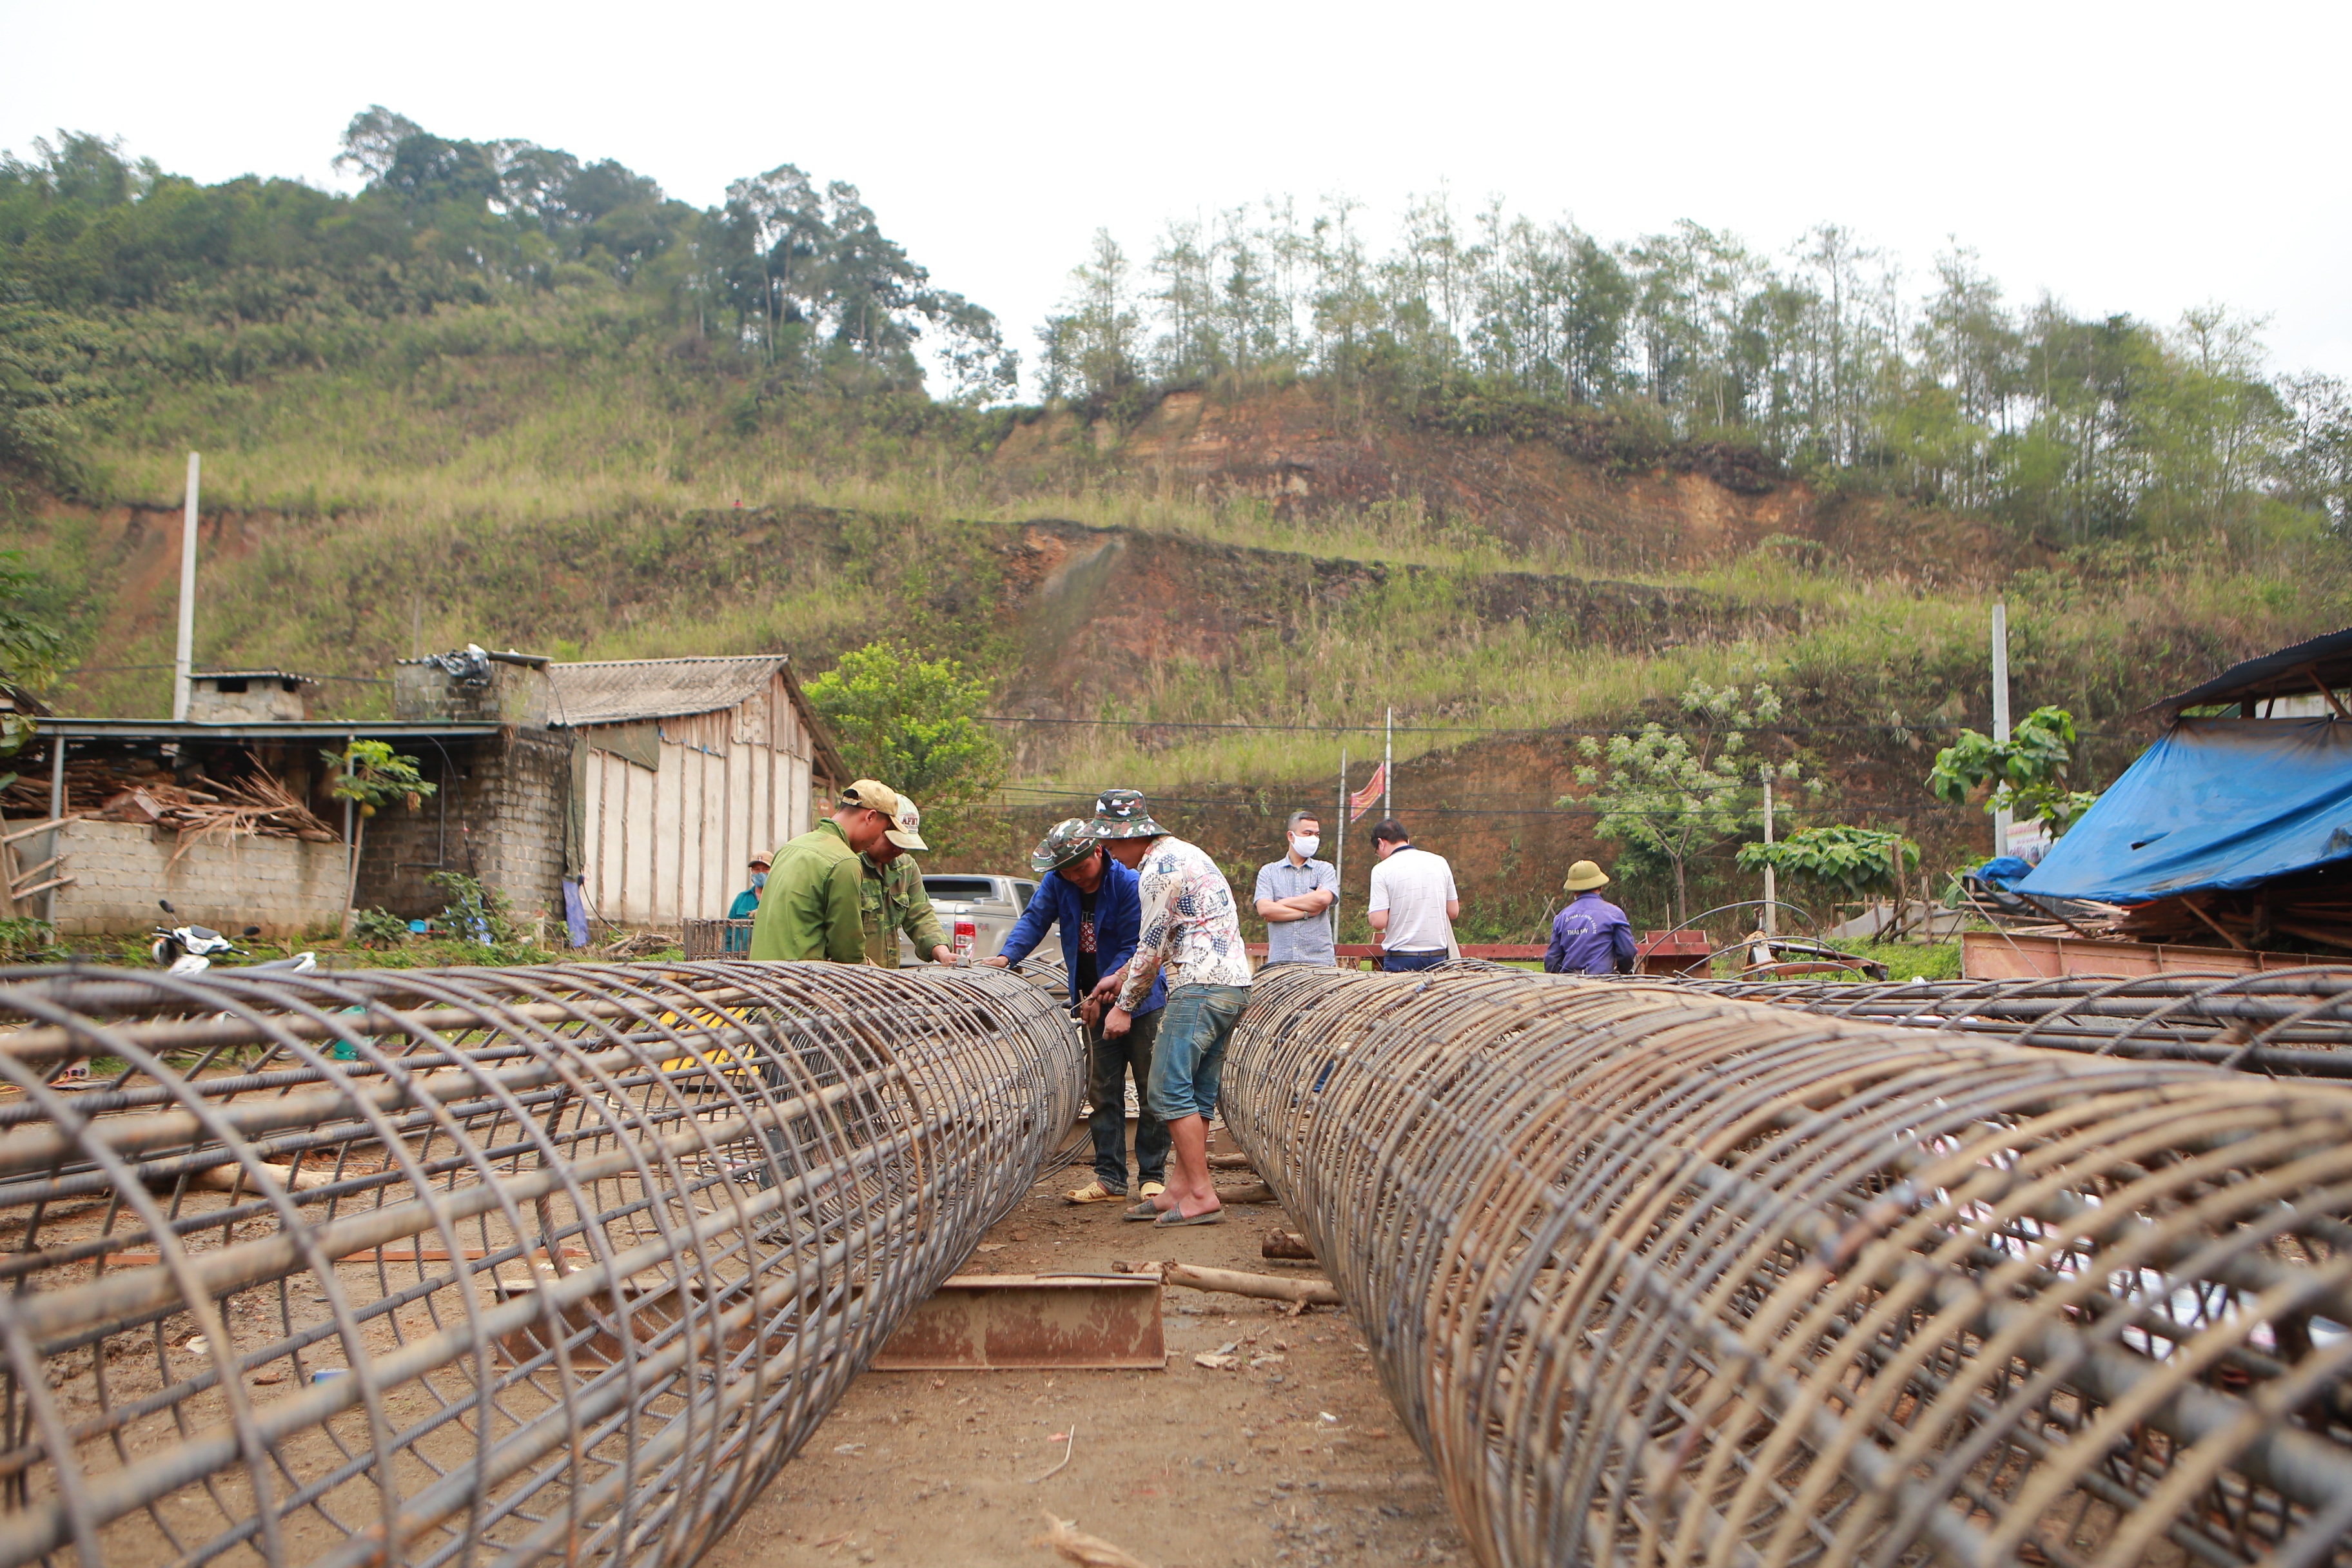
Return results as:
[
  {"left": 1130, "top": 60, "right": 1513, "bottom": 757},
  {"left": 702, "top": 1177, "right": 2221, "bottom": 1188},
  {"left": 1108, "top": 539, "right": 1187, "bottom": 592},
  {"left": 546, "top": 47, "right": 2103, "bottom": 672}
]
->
[{"left": 1672, "top": 855, "right": 1689, "bottom": 930}]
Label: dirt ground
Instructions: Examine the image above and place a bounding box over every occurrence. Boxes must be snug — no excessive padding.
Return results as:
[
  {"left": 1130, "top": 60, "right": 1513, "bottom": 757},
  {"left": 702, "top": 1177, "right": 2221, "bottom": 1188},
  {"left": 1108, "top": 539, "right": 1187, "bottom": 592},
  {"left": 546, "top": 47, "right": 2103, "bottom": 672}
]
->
[{"left": 707, "top": 1130, "right": 1469, "bottom": 1568}]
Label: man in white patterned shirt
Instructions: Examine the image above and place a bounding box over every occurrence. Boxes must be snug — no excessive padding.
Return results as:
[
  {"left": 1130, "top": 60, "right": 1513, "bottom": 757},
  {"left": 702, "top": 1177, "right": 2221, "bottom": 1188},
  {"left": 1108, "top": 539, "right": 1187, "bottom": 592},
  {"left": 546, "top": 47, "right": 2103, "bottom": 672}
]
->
[{"left": 1086, "top": 789, "right": 1253, "bottom": 1226}]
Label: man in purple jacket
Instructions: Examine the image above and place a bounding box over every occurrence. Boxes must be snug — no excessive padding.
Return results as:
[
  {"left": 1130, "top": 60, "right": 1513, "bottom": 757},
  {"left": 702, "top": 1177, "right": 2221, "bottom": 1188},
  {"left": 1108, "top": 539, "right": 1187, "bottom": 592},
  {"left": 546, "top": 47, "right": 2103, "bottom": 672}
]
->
[{"left": 1546, "top": 859, "right": 1637, "bottom": 975}]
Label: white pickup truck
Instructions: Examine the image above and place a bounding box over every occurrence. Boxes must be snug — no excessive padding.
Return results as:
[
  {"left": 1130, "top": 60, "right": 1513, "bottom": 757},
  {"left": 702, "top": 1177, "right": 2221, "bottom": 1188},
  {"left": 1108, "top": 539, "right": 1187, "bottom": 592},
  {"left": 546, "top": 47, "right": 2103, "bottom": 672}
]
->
[{"left": 906, "top": 874, "right": 1063, "bottom": 969}]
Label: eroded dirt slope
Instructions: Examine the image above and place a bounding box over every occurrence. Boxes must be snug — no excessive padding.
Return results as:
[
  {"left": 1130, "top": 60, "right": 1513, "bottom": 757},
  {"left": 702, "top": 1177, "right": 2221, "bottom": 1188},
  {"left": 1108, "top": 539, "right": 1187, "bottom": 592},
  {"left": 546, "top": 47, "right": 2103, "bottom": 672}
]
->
[{"left": 994, "top": 384, "right": 2006, "bottom": 580}]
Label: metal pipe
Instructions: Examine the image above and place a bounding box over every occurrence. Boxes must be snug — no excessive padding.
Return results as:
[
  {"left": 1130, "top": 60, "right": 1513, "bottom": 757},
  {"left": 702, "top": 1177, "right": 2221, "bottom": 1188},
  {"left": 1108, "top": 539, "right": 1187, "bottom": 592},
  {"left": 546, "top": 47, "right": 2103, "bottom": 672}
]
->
[
  {"left": 1222, "top": 966, "right": 2352, "bottom": 1567},
  {"left": 0, "top": 959, "right": 1080, "bottom": 1568}
]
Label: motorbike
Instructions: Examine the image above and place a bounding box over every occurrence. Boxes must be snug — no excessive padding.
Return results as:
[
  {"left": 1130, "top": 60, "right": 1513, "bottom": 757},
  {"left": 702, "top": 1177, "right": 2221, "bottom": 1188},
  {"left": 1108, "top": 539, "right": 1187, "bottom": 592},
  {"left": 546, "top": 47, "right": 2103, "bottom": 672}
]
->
[{"left": 150, "top": 900, "right": 318, "bottom": 976}]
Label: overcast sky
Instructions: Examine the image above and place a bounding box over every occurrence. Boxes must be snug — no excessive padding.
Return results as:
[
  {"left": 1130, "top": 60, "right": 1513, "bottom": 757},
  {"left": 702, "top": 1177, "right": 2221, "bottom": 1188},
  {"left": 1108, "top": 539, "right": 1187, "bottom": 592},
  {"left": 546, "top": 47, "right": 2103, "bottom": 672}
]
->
[{"left": 6, "top": 0, "right": 2346, "bottom": 391}]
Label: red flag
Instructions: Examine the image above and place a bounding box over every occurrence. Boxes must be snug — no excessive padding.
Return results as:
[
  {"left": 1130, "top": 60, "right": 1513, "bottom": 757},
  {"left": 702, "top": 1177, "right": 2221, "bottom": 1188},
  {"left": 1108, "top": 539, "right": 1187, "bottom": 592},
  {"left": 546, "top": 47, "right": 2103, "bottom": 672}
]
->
[{"left": 1348, "top": 762, "right": 1388, "bottom": 822}]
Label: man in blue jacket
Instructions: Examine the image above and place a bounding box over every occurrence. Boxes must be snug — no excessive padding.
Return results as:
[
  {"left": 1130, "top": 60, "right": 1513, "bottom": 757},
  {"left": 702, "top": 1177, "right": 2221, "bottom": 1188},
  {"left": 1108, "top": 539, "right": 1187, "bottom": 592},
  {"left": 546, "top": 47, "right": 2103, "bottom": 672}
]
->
[
  {"left": 985, "top": 818, "right": 1170, "bottom": 1205},
  {"left": 1546, "top": 859, "right": 1638, "bottom": 975}
]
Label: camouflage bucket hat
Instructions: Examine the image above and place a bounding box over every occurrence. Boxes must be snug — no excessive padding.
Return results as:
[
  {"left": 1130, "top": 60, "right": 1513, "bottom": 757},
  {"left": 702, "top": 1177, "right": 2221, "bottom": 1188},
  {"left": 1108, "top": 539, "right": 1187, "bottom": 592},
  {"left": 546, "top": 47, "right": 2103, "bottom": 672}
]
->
[
  {"left": 1088, "top": 788, "right": 1166, "bottom": 840},
  {"left": 1030, "top": 818, "right": 1098, "bottom": 875}
]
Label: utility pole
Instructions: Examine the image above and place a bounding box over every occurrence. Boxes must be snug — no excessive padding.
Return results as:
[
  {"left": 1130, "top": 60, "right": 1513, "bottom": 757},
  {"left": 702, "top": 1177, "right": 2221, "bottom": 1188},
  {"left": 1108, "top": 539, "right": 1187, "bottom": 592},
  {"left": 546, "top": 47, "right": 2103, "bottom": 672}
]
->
[
  {"left": 172, "top": 452, "right": 199, "bottom": 722},
  {"left": 1759, "top": 766, "right": 1776, "bottom": 938},
  {"left": 1991, "top": 600, "right": 2012, "bottom": 859}
]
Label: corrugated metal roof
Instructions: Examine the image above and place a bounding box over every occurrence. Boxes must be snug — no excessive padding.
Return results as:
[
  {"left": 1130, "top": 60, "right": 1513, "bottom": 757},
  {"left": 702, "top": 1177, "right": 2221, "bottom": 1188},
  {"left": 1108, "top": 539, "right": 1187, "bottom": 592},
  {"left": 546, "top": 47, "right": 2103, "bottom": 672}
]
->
[
  {"left": 545, "top": 656, "right": 790, "bottom": 727},
  {"left": 2159, "top": 628, "right": 2352, "bottom": 714}
]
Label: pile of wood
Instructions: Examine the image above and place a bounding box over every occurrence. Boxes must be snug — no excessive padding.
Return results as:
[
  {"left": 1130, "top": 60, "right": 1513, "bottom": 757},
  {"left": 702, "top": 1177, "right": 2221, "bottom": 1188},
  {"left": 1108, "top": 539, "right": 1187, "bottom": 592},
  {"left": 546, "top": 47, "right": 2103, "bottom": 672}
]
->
[
  {"left": 1, "top": 755, "right": 182, "bottom": 816},
  {"left": 2102, "top": 885, "right": 2352, "bottom": 956},
  {"left": 2, "top": 755, "right": 337, "bottom": 851}
]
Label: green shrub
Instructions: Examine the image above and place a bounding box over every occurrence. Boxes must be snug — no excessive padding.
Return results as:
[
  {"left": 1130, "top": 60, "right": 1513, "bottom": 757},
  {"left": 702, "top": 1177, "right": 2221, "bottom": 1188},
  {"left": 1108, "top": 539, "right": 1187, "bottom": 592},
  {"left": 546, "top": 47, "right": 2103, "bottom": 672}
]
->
[{"left": 350, "top": 906, "right": 411, "bottom": 949}]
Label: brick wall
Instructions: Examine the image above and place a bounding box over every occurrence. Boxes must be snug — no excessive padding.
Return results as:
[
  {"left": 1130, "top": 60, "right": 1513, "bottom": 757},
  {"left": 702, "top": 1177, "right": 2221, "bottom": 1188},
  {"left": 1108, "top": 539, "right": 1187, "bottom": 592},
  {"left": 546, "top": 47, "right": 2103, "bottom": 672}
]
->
[
  {"left": 355, "top": 729, "right": 570, "bottom": 923},
  {"left": 50, "top": 821, "right": 349, "bottom": 937}
]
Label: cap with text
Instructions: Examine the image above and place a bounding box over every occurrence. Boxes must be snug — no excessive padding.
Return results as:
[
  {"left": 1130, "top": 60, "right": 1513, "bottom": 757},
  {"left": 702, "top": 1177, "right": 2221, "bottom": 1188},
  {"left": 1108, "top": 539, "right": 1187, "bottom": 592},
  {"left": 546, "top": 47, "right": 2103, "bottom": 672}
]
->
[{"left": 885, "top": 794, "right": 930, "bottom": 852}]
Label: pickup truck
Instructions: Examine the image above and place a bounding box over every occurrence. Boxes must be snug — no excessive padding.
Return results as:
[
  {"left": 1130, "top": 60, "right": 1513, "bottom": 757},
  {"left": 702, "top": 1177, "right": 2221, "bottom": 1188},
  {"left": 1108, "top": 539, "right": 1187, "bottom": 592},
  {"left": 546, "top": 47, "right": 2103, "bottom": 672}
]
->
[{"left": 905, "top": 874, "right": 1063, "bottom": 969}]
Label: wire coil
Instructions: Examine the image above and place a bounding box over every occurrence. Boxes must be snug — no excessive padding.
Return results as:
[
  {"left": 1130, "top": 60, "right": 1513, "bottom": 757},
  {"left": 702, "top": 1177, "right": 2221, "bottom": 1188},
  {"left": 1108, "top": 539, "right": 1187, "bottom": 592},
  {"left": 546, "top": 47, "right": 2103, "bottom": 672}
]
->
[
  {"left": 0, "top": 960, "right": 1080, "bottom": 1568},
  {"left": 1222, "top": 966, "right": 2352, "bottom": 1567}
]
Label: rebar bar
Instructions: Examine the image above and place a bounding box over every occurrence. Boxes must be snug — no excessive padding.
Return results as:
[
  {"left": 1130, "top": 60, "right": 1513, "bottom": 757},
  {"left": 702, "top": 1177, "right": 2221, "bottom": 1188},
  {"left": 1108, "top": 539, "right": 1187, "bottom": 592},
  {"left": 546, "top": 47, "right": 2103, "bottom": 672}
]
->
[
  {"left": 1683, "top": 969, "right": 2352, "bottom": 1076},
  {"left": 1222, "top": 965, "right": 2352, "bottom": 1567},
  {"left": 0, "top": 959, "right": 1081, "bottom": 1568}
]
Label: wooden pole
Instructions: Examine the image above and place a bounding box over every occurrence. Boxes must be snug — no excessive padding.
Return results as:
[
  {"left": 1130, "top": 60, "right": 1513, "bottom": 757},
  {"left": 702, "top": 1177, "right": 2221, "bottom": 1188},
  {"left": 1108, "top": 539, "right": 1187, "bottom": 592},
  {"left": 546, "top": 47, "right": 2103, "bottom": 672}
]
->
[
  {"left": 43, "top": 738, "right": 64, "bottom": 935},
  {"left": 1760, "top": 767, "right": 1776, "bottom": 938},
  {"left": 1991, "top": 600, "right": 2012, "bottom": 859},
  {"left": 173, "top": 453, "right": 199, "bottom": 722}
]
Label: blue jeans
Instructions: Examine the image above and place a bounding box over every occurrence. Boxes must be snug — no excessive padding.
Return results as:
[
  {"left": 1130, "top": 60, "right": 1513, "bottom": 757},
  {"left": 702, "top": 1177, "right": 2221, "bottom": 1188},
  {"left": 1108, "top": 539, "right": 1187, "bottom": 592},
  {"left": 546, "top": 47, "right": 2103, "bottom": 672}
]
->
[
  {"left": 1382, "top": 948, "right": 1447, "bottom": 972},
  {"left": 1088, "top": 1006, "right": 1168, "bottom": 1192},
  {"left": 1147, "top": 983, "right": 1251, "bottom": 1122}
]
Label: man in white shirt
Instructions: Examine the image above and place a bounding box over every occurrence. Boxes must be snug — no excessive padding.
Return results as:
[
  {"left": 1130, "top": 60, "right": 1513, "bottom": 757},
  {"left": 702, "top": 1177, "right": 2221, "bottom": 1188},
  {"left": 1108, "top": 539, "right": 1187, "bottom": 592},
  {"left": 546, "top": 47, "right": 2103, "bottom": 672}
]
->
[{"left": 1366, "top": 818, "right": 1459, "bottom": 972}]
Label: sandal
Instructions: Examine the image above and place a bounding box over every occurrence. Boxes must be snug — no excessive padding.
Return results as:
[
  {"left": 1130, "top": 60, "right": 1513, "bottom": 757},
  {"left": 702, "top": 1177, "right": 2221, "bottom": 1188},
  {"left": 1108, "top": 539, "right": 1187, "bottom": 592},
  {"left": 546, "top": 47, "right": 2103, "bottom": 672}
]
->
[
  {"left": 1124, "top": 1199, "right": 1166, "bottom": 1221},
  {"left": 1153, "top": 1203, "right": 1226, "bottom": 1227},
  {"left": 1139, "top": 1181, "right": 1165, "bottom": 1199},
  {"left": 1064, "top": 1181, "right": 1127, "bottom": 1205}
]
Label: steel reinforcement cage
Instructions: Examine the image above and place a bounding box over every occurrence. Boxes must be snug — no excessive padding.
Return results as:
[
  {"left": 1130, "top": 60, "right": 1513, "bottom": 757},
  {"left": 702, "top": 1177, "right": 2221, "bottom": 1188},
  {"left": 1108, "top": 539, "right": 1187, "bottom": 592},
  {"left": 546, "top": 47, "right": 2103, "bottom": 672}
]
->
[
  {"left": 0, "top": 960, "right": 1081, "bottom": 1568},
  {"left": 1223, "top": 965, "right": 2352, "bottom": 1567}
]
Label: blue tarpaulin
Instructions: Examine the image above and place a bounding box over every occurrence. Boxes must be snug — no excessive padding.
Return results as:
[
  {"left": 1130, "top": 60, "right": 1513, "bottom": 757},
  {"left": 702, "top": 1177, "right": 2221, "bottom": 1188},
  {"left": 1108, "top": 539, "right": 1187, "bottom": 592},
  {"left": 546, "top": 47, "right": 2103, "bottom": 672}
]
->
[{"left": 2019, "top": 718, "right": 2352, "bottom": 903}]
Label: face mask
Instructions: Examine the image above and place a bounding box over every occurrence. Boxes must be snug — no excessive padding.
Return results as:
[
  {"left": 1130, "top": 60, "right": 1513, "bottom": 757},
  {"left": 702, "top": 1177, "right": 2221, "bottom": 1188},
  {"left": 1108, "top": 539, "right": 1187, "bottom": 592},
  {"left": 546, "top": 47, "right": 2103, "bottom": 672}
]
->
[
  {"left": 750, "top": 872, "right": 767, "bottom": 890},
  {"left": 1291, "top": 834, "right": 1320, "bottom": 859}
]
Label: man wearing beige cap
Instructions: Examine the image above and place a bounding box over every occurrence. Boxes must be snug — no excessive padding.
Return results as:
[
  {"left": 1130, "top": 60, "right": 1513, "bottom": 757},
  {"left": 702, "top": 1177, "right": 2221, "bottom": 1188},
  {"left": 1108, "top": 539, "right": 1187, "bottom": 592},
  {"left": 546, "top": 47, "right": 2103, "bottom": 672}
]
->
[
  {"left": 860, "top": 794, "right": 954, "bottom": 966},
  {"left": 749, "top": 779, "right": 903, "bottom": 962}
]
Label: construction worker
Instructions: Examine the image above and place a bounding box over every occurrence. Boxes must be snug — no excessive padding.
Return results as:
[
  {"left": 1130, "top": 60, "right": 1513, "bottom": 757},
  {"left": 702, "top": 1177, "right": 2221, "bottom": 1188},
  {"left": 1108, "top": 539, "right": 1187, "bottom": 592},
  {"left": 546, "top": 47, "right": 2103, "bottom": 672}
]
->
[
  {"left": 747, "top": 779, "right": 900, "bottom": 962},
  {"left": 861, "top": 794, "right": 954, "bottom": 966},
  {"left": 725, "top": 854, "right": 768, "bottom": 954}
]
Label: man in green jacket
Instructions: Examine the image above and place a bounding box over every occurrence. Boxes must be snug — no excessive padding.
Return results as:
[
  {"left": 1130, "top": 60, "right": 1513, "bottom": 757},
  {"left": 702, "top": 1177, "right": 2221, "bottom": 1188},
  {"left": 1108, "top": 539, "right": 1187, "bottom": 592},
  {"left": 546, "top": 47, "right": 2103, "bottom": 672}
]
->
[
  {"left": 748, "top": 779, "right": 901, "bottom": 961},
  {"left": 861, "top": 794, "right": 954, "bottom": 966}
]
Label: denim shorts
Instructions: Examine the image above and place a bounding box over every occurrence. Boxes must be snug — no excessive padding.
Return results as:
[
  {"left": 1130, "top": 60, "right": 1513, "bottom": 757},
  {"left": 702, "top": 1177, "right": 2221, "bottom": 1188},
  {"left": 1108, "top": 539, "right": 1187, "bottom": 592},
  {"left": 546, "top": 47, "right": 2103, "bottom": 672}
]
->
[{"left": 1147, "top": 982, "right": 1251, "bottom": 1121}]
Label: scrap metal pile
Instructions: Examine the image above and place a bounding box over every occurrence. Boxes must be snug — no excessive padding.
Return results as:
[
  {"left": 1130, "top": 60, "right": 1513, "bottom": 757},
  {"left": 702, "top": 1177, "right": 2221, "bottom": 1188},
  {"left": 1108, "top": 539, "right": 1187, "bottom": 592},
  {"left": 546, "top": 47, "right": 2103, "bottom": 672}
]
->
[
  {"left": 0, "top": 960, "right": 1079, "bottom": 1568},
  {"left": 1223, "top": 965, "right": 2352, "bottom": 1567}
]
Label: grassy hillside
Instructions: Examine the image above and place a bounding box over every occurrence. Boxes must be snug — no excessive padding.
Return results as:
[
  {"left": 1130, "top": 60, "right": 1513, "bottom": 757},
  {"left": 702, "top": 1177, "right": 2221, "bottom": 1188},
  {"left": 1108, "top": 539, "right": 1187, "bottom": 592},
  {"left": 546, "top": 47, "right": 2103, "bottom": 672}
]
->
[{"left": 8, "top": 288, "right": 2346, "bottom": 938}]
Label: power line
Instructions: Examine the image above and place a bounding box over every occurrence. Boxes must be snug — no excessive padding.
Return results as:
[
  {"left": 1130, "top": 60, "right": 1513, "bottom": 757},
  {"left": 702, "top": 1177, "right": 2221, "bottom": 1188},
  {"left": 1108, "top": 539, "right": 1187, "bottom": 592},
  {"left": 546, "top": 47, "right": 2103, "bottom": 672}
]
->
[{"left": 979, "top": 714, "right": 2132, "bottom": 740}]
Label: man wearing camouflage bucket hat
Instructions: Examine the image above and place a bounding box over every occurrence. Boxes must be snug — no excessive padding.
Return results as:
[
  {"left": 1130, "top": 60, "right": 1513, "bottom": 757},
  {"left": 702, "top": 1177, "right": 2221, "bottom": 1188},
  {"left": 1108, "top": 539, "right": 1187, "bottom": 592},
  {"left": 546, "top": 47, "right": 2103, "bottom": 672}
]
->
[
  {"left": 987, "top": 817, "right": 1170, "bottom": 1204},
  {"left": 1084, "top": 788, "right": 1253, "bottom": 1226}
]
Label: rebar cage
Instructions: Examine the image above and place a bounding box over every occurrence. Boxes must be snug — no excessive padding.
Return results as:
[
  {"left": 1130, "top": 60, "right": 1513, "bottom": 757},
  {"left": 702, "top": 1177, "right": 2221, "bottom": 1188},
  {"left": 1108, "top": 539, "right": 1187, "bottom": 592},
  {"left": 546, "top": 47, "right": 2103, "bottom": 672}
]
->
[
  {"left": 1224, "top": 966, "right": 2352, "bottom": 1567},
  {"left": 0, "top": 961, "right": 1080, "bottom": 1568}
]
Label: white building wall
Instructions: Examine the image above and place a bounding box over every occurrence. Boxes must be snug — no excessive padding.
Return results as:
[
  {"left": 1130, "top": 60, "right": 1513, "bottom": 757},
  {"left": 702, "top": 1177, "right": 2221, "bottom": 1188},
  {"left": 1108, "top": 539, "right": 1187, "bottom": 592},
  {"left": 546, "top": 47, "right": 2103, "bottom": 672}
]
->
[
  {"left": 41, "top": 820, "right": 348, "bottom": 937},
  {"left": 576, "top": 675, "right": 821, "bottom": 928}
]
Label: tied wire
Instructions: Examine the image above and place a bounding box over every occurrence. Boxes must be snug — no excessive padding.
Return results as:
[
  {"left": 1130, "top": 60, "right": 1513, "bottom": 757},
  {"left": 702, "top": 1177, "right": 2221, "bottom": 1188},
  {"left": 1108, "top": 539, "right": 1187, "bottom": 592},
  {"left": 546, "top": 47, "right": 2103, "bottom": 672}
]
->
[
  {"left": 0, "top": 960, "right": 1081, "bottom": 1568},
  {"left": 1222, "top": 965, "right": 2352, "bottom": 1568}
]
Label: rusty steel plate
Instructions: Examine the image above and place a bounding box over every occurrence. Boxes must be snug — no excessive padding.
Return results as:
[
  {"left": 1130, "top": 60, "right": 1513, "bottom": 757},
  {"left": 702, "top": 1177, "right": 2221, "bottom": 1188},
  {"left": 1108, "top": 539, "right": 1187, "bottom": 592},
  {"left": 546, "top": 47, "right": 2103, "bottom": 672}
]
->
[{"left": 871, "top": 1273, "right": 1166, "bottom": 1370}]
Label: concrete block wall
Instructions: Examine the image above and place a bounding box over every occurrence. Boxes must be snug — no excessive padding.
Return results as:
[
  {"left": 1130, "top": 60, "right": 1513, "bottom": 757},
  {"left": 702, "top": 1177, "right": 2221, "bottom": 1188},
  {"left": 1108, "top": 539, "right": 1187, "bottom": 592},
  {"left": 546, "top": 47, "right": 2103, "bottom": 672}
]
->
[
  {"left": 356, "top": 730, "right": 570, "bottom": 925},
  {"left": 48, "top": 821, "right": 349, "bottom": 938}
]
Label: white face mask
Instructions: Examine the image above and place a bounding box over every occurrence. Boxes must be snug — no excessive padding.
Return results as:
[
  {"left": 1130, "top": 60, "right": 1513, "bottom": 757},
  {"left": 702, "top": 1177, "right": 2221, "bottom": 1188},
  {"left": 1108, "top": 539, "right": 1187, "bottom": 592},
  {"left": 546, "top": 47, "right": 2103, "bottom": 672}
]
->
[{"left": 1291, "top": 834, "right": 1320, "bottom": 859}]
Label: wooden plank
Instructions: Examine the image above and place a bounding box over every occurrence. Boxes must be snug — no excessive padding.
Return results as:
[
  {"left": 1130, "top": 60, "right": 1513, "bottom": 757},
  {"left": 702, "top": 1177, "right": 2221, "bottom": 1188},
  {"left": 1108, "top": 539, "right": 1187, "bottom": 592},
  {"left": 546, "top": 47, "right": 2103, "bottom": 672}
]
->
[
  {"left": 1952, "top": 929, "right": 2345, "bottom": 980},
  {"left": 0, "top": 816, "right": 79, "bottom": 847}
]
